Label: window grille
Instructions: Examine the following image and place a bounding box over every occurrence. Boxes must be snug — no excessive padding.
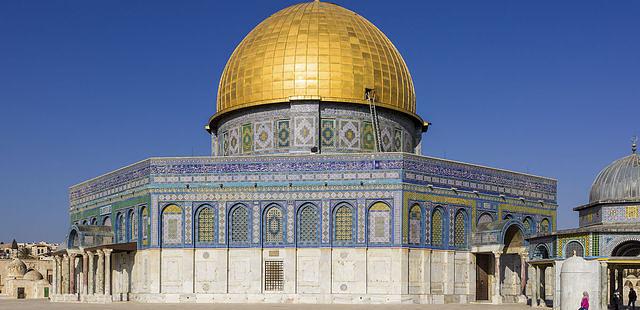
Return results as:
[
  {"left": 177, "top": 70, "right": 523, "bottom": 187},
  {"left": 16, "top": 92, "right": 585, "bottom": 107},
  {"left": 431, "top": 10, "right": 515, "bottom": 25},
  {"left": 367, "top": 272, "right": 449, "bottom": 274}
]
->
[
  {"left": 334, "top": 206, "right": 353, "bottom": 242},
  {"left": 264, "top": 261, "right": 284, "bottom": 291},
  {"left": 432, "top": 209, "right": 443, "bottom": 246},
  {"left": 198, "top": 207, "right": 215, "bottom": 243}
]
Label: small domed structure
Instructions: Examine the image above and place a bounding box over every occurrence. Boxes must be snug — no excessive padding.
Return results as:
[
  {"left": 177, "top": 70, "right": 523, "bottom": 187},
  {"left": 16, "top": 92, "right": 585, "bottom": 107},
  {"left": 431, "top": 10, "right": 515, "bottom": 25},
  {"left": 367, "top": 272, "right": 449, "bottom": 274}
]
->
[
  {"left": 6, "top": 258, "right": 27, "bottom": 278},
  {"left": 589, "top": 148, "right": 640, "bottom": 204},
  {"left": 23, "top": 269, "right": 43, "bottom": 281}
]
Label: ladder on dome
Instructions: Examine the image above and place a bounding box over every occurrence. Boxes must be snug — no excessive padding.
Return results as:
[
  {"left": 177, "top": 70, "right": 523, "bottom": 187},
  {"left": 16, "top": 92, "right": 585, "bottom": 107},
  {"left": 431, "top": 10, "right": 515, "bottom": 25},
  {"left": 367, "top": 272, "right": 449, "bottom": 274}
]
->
[{"left": 366, "top": 88, "right": 382, "bottom": 152}]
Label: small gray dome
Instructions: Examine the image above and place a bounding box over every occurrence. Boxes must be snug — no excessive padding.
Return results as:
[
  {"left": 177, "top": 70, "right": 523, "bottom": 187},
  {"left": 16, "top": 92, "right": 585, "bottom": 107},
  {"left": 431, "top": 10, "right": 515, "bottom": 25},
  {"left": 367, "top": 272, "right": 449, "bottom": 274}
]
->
[
  {"left": 24, "top": 269, "right": 43, "bottom": 281},
  {"left": 6, "top": 258, "right": 27, "bottom": 277},
  {"left": 589, "top": 153, "right": 640, "bottom": 203}
]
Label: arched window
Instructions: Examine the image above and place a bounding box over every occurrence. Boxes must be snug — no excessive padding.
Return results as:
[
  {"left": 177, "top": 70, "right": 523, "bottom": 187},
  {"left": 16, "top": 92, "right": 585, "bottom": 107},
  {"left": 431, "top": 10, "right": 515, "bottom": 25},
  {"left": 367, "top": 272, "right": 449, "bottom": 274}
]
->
[
  {"left": 140, "top": 207, "right": 149, "bottom": 246},
  {"left": 264, "top": 206, "right": 284, "bottom": 244},
  {"left": 409, "top": 204, "right": 422, "bottom": 245},
  {"left": 477, "top": 213, "right": 493, "bottom": 226},
  {"left": 540, "top": 218, "right": 550, "bottom": 233},
  {"left": 334, "top": 204, "right": 354, "bottom": 243},
  {"left": 230, "top": 205, "right": 250, "bottom": 244},
  {"left": 368, "top": 202, "right": 391, "bottom": 244},
  {"left": 523, "top": 217, "right": 534, "bottom": 234},
  {"left": 297, "top": 204, "right": 319, "bottom": 245},
  {"left": 162, "top": 204, "right": 183, "bottom": 246},
  {"left": 81, "top": 220, "right": 88, "bottom": 225},
  {"left": 431, "top": 208, "right": 444, "bottom": 246},
  {"left": 118, "top": 213, "right": 126, "bottom": 243},
  {"left": 68, "top": 229, "right": 79, "bottom": 249},
  {"left": 90, "top": 218, "right": 97, "bottom": 225},
  {"left": 196, "top": 206, "right": 215, "bottom": 243},
  {"left": 535, "top": 244, "right": 550, "bottom": 259},
  {"left": 129, "top": 209, "right": 137, "bottom": 242},
  {"left": 565, "top": 241, "right": 584, "bottom": 258},
  {"left": 453, "top": 210, "right": 466, "bottom": 247},
  {"left": 103, "top": 216, "right": 111, "bottom": 227}
]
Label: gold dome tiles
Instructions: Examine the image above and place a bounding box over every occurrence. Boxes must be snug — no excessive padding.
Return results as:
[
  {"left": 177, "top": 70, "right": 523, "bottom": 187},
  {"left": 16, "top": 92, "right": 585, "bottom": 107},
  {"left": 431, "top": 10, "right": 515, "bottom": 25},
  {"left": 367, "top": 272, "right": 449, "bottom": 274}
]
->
[{"left": 213, "top": 1, "right": 417, "bottom": 123}]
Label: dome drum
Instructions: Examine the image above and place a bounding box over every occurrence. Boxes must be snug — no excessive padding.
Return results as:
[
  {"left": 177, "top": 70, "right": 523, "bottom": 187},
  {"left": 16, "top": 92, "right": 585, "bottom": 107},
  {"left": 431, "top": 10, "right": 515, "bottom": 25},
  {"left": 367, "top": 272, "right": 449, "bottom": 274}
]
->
[
  {"left": 208, "top": 1, "right": 426, "bottom": 151},
  {"left": 210, "top": 100, "right": 422, "bottom": 156}
]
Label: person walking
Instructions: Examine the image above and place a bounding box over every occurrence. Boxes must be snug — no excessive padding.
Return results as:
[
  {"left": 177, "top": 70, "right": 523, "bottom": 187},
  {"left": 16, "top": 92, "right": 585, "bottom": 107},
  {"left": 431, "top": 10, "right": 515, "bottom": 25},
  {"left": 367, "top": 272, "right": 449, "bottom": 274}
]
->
[
  {"left": 629, "top": 287, "right": 637, "bottom": 310},
  {"left": 580, "top": 291, "right": 590, "bottom": 310}
]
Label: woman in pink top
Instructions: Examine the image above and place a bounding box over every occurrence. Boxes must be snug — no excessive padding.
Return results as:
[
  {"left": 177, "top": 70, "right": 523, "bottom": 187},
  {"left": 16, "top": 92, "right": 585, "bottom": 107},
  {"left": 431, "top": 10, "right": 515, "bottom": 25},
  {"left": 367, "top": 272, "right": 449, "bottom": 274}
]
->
[{"left": 580, "top": 291, "right": 590, "bottom": 310}]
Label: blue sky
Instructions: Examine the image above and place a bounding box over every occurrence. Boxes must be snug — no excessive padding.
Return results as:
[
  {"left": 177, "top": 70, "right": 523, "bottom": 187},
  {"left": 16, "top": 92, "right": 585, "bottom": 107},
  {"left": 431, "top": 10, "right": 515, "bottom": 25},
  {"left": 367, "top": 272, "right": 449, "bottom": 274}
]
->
[{"left": 1, "top": 0, "right": 639, "bottom": 242}]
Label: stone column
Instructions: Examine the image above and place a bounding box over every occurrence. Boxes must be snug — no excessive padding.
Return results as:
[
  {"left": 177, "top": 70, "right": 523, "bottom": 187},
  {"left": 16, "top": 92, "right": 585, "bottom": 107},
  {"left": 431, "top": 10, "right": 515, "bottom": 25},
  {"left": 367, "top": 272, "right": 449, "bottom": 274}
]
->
[
  {"left": 520, "top": 254, "right": 527, "bottom": 295},
  {"left": 530, "top": 265, "right": 538, "bottom": 307},
  {"left": 69, "top": 253, "right": 77, "bottom": 294},
  {"left": 62, "top": 254, "right": 69, "bottom": 294},
  {"left": 494, "top": 253, "right": 502, "bottom": 303},
  {"left": 96, "top": 250, "right": 105, "bottom": 294},
  {"left": 82, "top": 253, "right": 89, "bottom": 296},
  {"left": 617, "top": 267, "right": 624, "bottom": 297},
  {"left": 601, "top": 262, "right": 610, "bottom": 310},
  {"left": 104, "top": 249, "right": 113, "bottom": 298},
  {"left": 610, "top": 267, "right": 616, "bottom": 306},
  {"left": 87, "top": 251, "right": 95, "bottom": 295},
  {"left": 52, "top": 256, "right": 59, "bottom": 295}
]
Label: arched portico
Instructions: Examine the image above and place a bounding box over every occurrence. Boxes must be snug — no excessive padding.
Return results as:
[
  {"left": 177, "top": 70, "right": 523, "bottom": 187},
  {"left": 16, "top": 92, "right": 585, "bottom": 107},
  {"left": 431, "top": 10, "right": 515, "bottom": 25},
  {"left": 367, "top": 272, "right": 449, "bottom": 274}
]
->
[{"left": 499, "top": 224, "right": 528, "bottom": 303}]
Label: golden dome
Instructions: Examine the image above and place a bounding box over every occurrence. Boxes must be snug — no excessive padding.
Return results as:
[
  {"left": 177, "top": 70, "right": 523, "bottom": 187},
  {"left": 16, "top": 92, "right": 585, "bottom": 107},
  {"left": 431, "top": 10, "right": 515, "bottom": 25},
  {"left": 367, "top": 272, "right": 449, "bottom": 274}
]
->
[{"left": 211, "top": 1, "right": 418, "bottom": 126}]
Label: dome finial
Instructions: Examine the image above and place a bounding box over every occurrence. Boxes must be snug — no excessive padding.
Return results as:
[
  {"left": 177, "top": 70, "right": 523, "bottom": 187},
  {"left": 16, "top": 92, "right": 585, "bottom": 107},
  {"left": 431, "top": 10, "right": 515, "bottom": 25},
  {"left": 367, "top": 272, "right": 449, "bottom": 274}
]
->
[{"left": 632, "top": 135, "right": 638, "bottom": 154}]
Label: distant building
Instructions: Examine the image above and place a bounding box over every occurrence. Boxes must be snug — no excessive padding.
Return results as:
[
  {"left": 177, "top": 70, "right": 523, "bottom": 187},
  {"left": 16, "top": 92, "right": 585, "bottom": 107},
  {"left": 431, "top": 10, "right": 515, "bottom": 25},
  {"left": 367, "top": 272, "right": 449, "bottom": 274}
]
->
[
  {"left": 0, "top": 258, "right": 53, "bottom": 298},
  {"left": 0, "top": 241, "right": 58, "bottom": 260}
]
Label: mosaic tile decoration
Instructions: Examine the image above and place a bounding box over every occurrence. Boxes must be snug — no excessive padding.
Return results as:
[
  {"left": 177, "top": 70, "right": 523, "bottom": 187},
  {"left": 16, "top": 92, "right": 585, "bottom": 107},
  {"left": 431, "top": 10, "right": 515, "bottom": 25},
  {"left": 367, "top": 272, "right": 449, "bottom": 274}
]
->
[
  {"left": 393, "top": 129, "right": 402, "bottom": 152},
  {"left": 277, "top": 120, "right": 290, "bottom": 148},
  {"left": 162, "top": 204, "right": 183, "bottom": 246},
  {"left": 321, "top": 119, "right": 336, "bottom": 147},
  {"left": 253, "top": 203, "right": 260, "bottom": 243},
  {"left": 221, "top": 131, "right": 229, "bottom": 156},
  {"left": 228, "top": 127, "right": 240, "bottom": 155},
  {"left": 185, "top": 204, "right": 192, "bottom": 244},
  {"left": 294, "top": 116, "right": 316, "bottom": 147},
  {"left": 357, "top": 199, "right": 365, "bottom": 243},
  {"left": 380, "top": 127, "right": 393, "bottom": 152},
  {"left": 286, "top": 202, "right": 294, "bottom": 243},
  {"left": 70, "top": 154, "right": 557, "bottom": 208},
  {"left": 361, "top": 121, "right": 375, "bottom": 151},
  {"left": 338, "top": 119, "right": 360, "bottom": 149},
  {"left": 321, "top": 201, "right": 329, "bottom": 243},
  {"left": 218, "top": 203, "right": 226, "bottom": 244},
  {"left": 254, "top": 121, "right": 274, "bottom": 151},
  {"left": 477, "top": 212, "right": 494, "bottom": 226},
  {"left": 241, "top": 123, "right": 253, "bottom": 154}
]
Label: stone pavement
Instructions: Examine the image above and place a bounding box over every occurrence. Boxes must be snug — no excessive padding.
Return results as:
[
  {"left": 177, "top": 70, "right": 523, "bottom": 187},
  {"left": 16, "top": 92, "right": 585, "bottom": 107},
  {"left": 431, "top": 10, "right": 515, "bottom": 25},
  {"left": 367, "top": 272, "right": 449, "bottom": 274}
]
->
[{"left": 0, "top": 300, "right": 537, "bottom": 310}]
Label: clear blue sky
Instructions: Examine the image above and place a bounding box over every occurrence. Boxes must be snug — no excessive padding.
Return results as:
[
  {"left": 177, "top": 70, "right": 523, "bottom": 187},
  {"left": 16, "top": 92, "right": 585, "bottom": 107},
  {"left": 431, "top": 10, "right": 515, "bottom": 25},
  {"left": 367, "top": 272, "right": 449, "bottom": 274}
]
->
[{"left": 1, "top": 0, "right": 639, "bottom": 242}]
